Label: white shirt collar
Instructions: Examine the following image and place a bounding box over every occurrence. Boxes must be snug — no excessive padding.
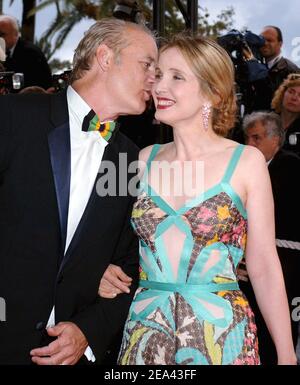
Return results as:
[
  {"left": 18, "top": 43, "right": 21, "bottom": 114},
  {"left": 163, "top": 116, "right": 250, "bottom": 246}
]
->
[
  {"left": 267, "top": 54, "right": 282, "bottom": 69},
  {"left": 67, "top": 85, "right": 91, "bottom": 129},
  {"left": 66, "top": 85, "right": 108, "bottom": 148}
]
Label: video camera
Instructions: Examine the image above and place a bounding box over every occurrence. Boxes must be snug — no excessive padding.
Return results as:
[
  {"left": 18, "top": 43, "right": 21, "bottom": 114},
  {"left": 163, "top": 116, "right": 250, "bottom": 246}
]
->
[
  {"left": 218, "top": 30, "right": 269, "bottom": 115},
  {"left": 113, "top": 1, "right": 145, "bottom": 24},
  {"left": 52, "top": 70, "right": 72, "bottom": 92},
  {"left": 0, "top": 71, "right": 24, "bottom": 94},
  {"left": 217, "top": 29, "right": 265, "bottom": 66}
]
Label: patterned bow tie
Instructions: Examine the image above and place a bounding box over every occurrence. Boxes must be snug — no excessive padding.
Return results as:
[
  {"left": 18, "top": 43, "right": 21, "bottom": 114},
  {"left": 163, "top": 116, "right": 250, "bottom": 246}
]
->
[{"left": 82, "top": 109, "right": 118, "bottom": 142}]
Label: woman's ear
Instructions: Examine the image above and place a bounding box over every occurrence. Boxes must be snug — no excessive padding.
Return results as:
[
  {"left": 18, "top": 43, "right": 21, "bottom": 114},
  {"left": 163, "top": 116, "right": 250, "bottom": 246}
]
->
[{"left": 95, "top": 44, "right": 113, "bottom": 71}]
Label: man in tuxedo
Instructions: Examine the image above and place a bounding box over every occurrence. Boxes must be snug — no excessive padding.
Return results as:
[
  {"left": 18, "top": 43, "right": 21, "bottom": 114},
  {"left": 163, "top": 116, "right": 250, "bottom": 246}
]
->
[
  {"left": 0, "top": 14, "right": 52, "bottom": 90},
  {"left": 0, "top": 18, "right": 157, "bottom": 365},
  {"left": 242, "top": 111, "right": 300, "bottom": 364}
]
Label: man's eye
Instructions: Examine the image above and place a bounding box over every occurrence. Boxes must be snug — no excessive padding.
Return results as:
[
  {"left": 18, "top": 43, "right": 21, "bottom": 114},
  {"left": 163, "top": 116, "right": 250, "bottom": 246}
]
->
[
  {"left": 155, "top": 73, "right": 162, "bottom": 79},
  {"left": 142, "top": 62, "right": 151, "bottom": 69}
]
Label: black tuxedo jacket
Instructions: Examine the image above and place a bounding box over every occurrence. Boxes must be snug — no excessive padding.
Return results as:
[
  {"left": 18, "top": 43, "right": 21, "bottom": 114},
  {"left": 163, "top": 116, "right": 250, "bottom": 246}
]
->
[
  {"left": 240, "top": 149, "right": 300, "bottom": 363},
  {"left": 5, "top": 38, "right": 53, "bottom": 89},
  {"left": 268, "top": 149, "right": 300, "bottom": 242},
  {"left": 0, "top": 91, "right": 139, "bottom": 364}
]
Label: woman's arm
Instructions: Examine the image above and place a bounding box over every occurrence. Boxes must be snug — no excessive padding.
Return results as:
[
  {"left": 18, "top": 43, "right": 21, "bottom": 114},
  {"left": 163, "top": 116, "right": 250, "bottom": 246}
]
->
[
  {"left": 98, "top": 146, "right": 155, "bottom": 298},
  {"left": 243, "top": 146, "right": 297, "bottom": 364}
]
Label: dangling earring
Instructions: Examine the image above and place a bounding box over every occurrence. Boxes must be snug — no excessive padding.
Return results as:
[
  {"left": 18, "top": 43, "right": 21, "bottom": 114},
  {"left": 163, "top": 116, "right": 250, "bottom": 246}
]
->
[{"left": 202, "top": 103, "right": 211, "bottom": 131}]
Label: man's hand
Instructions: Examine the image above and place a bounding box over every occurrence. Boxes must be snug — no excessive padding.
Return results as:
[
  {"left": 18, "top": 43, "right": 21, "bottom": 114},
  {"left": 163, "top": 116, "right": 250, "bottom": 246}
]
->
[
  {"left": 30, "top": 322, "right": 88, "bottom": 365},
  {"left": 99, "top": 264, "right": 132, "bottom": 298}
]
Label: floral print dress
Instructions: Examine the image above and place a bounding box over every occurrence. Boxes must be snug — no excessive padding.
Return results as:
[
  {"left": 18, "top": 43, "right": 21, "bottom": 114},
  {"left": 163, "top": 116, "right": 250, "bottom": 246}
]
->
[{"left": 118, "top": 144, "right": 260, "bottom": 365}]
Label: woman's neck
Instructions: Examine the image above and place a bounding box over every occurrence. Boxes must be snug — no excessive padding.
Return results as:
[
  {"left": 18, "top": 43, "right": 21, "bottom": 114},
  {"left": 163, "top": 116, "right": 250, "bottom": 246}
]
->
[
  {"left": 171, "top": 125, "right": 224, "bottom": 160},
  {"left": 281, "top": 109, "right": 300, "bottom": 130}
]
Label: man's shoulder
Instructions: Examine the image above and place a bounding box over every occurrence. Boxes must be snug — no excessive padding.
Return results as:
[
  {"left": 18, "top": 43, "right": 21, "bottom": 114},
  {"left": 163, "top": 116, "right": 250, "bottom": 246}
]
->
[
  {"left": 0, "top": 92, "right": 65, "bottom": 121},
  {"left": 17, "top": 38, "right": 43, "bottom": 53},
  {"left": 0, "top": 91, "right": 51, "bottom": 106},
  {"left": 271, "top": 149, "right": 300, "bottom": 170},
  {"left": 276, "top": 56, "right": 299, "bottom": 72}
]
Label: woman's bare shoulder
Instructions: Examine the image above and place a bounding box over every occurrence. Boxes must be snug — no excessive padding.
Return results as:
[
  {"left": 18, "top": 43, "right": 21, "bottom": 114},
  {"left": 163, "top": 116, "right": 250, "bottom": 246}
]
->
[
  {"left": 139, "top": 142, "right": 172, "bottom": 163},
  {"left": 240, "top": 144, "right": 266, "bottom": 166}
]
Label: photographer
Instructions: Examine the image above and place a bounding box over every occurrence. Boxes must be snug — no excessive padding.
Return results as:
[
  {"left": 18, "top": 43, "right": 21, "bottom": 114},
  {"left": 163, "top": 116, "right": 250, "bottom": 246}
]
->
[
  {"left": 218, "top": 30, "right": 273, "bottom": 115},
  {"left": 0, "top": 15, "right": 52, "bottom": 90},
  {"left": 260, "top": 26, "right": 300, "bottom": 106}
]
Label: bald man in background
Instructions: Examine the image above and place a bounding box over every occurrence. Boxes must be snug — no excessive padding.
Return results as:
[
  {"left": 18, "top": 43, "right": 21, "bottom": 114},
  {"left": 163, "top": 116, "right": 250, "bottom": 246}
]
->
[{"left": 0, "top": 14, "right": 52, "bottom": 90}]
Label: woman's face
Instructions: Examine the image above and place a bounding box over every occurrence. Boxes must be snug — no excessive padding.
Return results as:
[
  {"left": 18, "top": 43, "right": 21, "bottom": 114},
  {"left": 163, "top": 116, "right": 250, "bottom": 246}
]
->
[
  {"left": 282, "top": 85, "right": 300, "bottom": 113},
  {"left": 152, "top": 47, "right": 207, "bottom": 127}
]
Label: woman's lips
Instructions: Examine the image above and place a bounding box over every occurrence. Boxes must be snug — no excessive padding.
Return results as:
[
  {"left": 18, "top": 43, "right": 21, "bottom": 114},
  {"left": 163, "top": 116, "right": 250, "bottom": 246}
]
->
[{"left": 156, "top": 97, "right": 175, "bottom": 109}]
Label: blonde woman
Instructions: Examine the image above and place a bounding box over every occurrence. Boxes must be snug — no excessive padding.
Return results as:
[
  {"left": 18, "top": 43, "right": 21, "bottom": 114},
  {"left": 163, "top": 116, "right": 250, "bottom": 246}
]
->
[
  {"left": 100, "top": 34, "right": 296, "bottom": 365},
  {"left": 272, "top": 73, "right": 300, "bottom": 155}
]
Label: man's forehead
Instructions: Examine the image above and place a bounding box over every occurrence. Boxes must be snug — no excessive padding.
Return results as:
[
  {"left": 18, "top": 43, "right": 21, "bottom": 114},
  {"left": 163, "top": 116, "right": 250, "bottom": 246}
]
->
[
  {"left": 262, "top": 28, "right": 278, "bottom": 39},
  {"left": 249, "top": 122, "right": 265, "bottom": 131},
  {"left": 126, "top": 38, "right": 157, "bottom": 59}
]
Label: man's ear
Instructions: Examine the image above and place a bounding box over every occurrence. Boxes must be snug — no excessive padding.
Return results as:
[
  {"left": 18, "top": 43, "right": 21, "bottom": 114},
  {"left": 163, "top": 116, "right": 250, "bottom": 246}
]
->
[{"left": 95, "top": 44, "right": 113, "bottom": 71}]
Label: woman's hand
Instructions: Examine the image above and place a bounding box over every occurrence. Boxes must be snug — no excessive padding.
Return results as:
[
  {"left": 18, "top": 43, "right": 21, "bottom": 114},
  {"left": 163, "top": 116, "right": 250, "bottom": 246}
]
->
[{"left": 98, "top": 264, "right": 132, "bottom": 298}]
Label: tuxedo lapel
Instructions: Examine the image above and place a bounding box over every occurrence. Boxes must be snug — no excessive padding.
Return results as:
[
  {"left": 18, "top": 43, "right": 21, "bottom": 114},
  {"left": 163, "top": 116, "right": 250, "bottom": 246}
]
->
[
  {"left": 47, "top": 91, "right": 71, "bottom": 253},
  {"left": 48, "top": 123, "right": 71, "bottom": 252}
]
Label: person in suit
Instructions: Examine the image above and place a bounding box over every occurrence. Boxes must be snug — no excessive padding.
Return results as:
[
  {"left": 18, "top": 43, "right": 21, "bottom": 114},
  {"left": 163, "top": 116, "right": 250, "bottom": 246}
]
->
[
  {"left": 0, "top": 18, "right": 158, "bottom": 365},
  {"left": 242, "top": 111, "right": 300, "bottom": 364},
  {"left": 271, "top": 73, "right": 300, "bottom": 157},
  {"left": 259, "top": 26, "right": 300, "bottom": 108},
  {"left": 0, "top": 14, "right": 52, "bottom": 90}
]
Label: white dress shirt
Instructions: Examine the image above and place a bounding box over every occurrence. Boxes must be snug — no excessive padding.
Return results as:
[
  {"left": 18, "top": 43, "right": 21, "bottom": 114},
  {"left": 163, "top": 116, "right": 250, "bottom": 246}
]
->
[
  {"left": 267, "top": 54, "right": 282, "bottom": 69},
  {"left": 47, "top": 86, "right": 108, "bottom": 362}
]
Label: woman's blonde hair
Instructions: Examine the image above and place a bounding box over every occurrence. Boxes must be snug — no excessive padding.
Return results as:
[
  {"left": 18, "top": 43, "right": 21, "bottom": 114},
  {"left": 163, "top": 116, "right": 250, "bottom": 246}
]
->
[
  {"left": 271, "top": 73, "right": 300, "bottom": 113},
  {"left": 159, "top": 33, "right": 237, "bottom": 136}
]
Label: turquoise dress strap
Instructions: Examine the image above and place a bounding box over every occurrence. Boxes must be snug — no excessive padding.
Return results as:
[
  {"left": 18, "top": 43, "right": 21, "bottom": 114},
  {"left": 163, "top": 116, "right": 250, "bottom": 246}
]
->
[
  {"left": 146, "top": 144, "right": 161, "bottom": 172},
  {"left": 222, "top": 144, "right": 245, "bottom": 184},
  {"left": 140, "top": 144, "right": 161, "bottom": 188}
]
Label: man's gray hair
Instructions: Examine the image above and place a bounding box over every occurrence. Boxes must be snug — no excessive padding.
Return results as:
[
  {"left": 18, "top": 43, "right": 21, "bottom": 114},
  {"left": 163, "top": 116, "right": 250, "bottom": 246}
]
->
[
  {"left": 0, "top": 15, "right": 20, "bottom": 33},
  {"left": 242, "top": 111, "right": 285, "bottom": 147},
  {"left": 70, "top": 18, "right": 155, "bottom": 83}
]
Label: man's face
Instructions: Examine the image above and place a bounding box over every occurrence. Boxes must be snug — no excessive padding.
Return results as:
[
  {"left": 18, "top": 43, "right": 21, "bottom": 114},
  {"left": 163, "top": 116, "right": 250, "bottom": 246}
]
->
[
  {"left": 107, "top": 29, "right": 158, "bottom": 116},
  {"left": 0, "top": 19, "right": 18, "bottom": 49},
  {"left": 245, "top": 121, "right": 279, "bottom": 161},
  {"left": 260, "top": 27, "right": 282, "bottom": 61}
]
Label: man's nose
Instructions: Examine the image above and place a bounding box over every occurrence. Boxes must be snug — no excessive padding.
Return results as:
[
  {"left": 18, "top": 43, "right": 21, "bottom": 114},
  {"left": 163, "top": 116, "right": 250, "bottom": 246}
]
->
[
  {"left": 146, "top": 64, "right": 156, "bottom": 83},
  {"left": 247, "top": 138, "right": 257, "bottom": 147}
]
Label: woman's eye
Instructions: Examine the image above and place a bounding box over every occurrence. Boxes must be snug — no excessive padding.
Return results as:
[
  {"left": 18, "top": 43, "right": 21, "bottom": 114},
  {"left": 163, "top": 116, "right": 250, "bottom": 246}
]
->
[{"left": 174, "top": 75, "right": 183, "bottom": 80}]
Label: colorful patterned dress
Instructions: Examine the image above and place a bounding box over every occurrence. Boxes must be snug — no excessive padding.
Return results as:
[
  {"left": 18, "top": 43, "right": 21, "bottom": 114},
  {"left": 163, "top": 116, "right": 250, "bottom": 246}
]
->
[{"left": 118, "top": 144, "right": 260, "bottom": 365}]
